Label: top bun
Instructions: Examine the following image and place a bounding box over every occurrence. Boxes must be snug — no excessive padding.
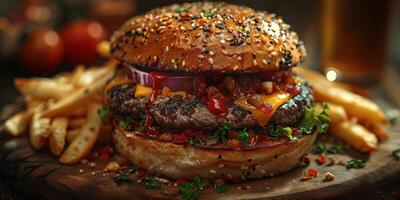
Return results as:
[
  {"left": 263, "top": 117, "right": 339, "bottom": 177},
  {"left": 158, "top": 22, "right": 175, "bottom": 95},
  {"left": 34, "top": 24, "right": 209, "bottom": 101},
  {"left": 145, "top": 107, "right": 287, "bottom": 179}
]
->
[{"left": 110, "top": 2, "right": 306, "bottom": 73}]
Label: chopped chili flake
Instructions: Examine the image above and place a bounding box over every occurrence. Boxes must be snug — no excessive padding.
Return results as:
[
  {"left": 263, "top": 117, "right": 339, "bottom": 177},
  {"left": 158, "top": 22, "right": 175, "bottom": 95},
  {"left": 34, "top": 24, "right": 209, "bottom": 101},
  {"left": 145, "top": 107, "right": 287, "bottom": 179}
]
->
[
  {"left": 135, "top": 169, "right": 146, "bottom": 178},
  {"left": 316, "top": 154, "right": 327, "bottom": 165},
  {"left": 175, "top": 178, "right": 187, "bottom": 185},
  {"left": 303, "top": 156, "right": 311, "bottom": 166},
  {"left": 207, "top": 95, "right": 228, "bottom": 115},
  {"left": 174, "top": 134, "right": 187, "bottom": 144},
  {"left": 308, "top": 168, "right": 318, "bottom": 177},
  {"left": 99, "top": 154, "right": 110, "bottom": 161},
  {"left": 259, "top": 103, "right": 273, "bottom": 114}
]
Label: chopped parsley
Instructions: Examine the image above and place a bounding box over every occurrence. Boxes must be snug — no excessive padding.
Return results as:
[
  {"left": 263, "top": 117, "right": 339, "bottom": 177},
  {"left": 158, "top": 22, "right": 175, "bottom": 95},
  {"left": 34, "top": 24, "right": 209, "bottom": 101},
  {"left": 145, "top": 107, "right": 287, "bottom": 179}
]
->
[
  {"left": 176, "top": 7, "right": 187, "bottom": 13},
  {"left": 113, "top": 165, "right": 140, "bottom": 184},
  {"left": 346, "top": 159, "right": 366, "bottom": 169},
  {"left": 313, "top": 143, "right": 346, "bottom": 154},
  {"left": 143, "top": 176, "right": 161, "bottom": 190},
  {"left": 238, "top": 128, "right": 249, "bottom": 146},
  {"left": 97, "top": 107, "right": 110, "bottom": 121},
  {"left": 201, "top": 3, "right": 225, "bottom": 18},
  {"left": 265, "top": 126, "right": 296, "bottom": 140},
  {"left": 136, "top": 120, "right": 147, "bottom": 133},
  {"left": 215, "top": 183, "right": 228, "bottom": 193},
  {"left": 298, "top": 103, "right": 330, "bottom": 134},
  {"left": 392, "top": 148, "right": 400, "bottom": 160},
  {"left": 177, "top": 176, "right": 209, "bottom": 200},
  {"left": 209, "top": 125, "right": 231, "bottom": 145},
  {"left": 117, "top": 116, "right": 135, "bottom": 129}
]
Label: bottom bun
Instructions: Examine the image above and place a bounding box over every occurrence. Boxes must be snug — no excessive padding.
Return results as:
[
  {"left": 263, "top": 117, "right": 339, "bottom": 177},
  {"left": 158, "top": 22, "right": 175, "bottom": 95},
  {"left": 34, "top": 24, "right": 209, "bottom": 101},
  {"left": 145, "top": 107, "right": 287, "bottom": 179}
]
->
[{"left": 113, "top": 128, "right": 317, "bottom": 180}]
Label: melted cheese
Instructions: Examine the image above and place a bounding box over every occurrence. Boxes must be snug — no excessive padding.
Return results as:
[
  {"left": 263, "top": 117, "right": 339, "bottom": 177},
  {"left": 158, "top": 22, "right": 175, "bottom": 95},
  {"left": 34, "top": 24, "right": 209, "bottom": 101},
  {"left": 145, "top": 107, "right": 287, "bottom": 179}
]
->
[
  {"left": 234, "top": 92, "right": 291, "bottom": 126},
  {"left": 135, "top": 84, "right": 153, "bottom": 97}
]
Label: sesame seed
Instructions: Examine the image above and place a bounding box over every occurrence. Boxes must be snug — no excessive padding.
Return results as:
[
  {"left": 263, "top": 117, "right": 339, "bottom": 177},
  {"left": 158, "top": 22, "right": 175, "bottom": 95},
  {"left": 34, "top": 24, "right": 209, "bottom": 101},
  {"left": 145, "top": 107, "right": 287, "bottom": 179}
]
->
[
  {"left": 267, "top": 46, "right": 274, "bottom": 51},
  {"left": 237, "top": 56, "right": 242, "bottom": 61},
  {"left": 253, "top": 59, "right": 258, "bottom": 66},
  {"left": 165, "top": 46, "right": 169, "bottom": 52},
  {"left": 220, "top": 39, "right": 226, "bottom": 44},
  {"left": 271, "top": 51, "right": 277, "bottom": 56},
  {"left": 209, "top": 51, "right": 215, "bottom": 56},
  {"left": 153, "top": 56, "right": 158, "bottom": 62},
  {"left": 208, "top": 58, "right": 214, "bottom": 64},
  {"left": 262, "top": 59, "right": 268, "bottom": 65},
  {"left": 198, "top": 55, "right": 205, "bottom": 59},
  {"left": 222, "top": 49, "right": 228, "bottom": 55},
  {"left": 210, "top": 169, "right": 217, "bottom": 174},
  {"left": 182, "top": 60, "right": 186, "bottom": 67},
  {"left": 233, "top": 65, "right": 239, "bottom": 70},
  {"left": 218, "top": 164, "right": 224, "bottom": 168},
  {"left": 79, "top": 169, "right": 84, "bottom": 173}
]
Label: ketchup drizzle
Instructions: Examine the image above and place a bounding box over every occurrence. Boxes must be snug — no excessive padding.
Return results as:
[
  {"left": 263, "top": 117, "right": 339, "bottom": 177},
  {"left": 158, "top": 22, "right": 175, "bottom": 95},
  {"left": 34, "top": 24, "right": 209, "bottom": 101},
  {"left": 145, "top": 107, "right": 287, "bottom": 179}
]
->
[{"left": 144, "top": 72, "right": 167, "bottom": 135}]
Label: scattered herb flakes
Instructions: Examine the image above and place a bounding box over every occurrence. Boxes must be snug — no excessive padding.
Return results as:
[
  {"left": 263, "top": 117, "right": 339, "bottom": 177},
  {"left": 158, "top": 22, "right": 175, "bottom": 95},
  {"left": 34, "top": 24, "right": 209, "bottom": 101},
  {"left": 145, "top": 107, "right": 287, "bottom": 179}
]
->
[
  {"left": 386, "top": 110, "right": 400, "bottom": 125},
  {"left": 177, "top": 176, "right": 209, "bottom": 200},
  {"left": 136, "top": 120, "right": 147, "bottom": 133},
  {"left": 97, "top": 107, "right": 110, "bottom": 121},
  {"left": 118, "top": 116, "right": 135, "bottom": 129},
  {"left": 298, "top": 103, "right": 330, "bottom": 134},
  {"left": 265, "top": 126, "right": 296, "bottom": 140},
  {"left": 346, "top": 159, "right": 367, "bottom": 169},
  {"left": 314, "top": 142, "right": 327, "bottom": 154},
  {"left": 210, "top": 125, "right": 231, "bottom": 145},
  {"left": 238, "top": 128, "right": 249, "bottom": 146},
  {"left": 392, "top": 148, "right": 400, "bottom": 160},
  {"left": 113, "top": 165, "right": 140, "bottom": 185},
  {"left": 176, "top": 7, "right": 187, "bottom": 13},
  {"left": 143, "top": 176, "right": 162, "bottom": 190},
  {"left": 178, "top": 183, "right": 198, "bottom": 200},
  {"left": 215, "top": 184, "right": 228, "bottom": 193}
]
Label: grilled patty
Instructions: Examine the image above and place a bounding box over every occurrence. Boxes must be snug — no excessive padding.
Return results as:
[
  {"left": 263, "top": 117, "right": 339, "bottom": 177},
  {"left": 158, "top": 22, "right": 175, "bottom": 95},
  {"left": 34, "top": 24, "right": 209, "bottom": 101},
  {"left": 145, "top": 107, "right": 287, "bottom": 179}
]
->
[{"left": 107, "top": 82, "right": 313, "bottom": 129}]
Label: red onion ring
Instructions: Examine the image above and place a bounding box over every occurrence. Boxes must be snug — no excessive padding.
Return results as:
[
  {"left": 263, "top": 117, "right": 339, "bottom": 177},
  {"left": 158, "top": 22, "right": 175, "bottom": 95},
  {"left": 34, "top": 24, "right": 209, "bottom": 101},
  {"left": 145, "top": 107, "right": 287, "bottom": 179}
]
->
[{"left": 127, "top": 65, "right": 197, "bottom": 90}]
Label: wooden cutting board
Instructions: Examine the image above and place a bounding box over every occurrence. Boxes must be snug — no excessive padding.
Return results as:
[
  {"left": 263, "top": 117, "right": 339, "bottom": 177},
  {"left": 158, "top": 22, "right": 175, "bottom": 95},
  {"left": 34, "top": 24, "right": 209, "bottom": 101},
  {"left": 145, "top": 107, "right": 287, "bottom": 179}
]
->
[{"left": 0, "top": 100, "right": 399, "bottom": 200}]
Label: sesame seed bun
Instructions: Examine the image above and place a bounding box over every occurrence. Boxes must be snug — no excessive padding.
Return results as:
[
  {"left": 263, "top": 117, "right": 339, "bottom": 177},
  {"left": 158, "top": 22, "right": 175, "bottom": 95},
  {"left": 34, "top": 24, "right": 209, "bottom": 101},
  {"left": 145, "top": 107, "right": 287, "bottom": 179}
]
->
[
  {"left": 110, "top": 2, "right": 306, "bottom": 73},
  {"left": 112, "top": 127, "right": 316, "bottom": 180}
]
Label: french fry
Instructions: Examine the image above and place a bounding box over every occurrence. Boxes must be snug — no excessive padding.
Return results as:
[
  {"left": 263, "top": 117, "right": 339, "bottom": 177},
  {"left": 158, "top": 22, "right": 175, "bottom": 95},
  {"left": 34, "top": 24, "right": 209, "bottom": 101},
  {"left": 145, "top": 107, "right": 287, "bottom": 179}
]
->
[
  {"left": 3, "top": 110, "right": 33, "bottom": 136},
  {"left": 329, "top": 120, "right": 378, "bottom": 152},
  {"left": 49, "top": 117, "right": 68, "bottom": 156},
  {"left": 41, "top": 72, "right": 114, "bottom": 118},
  {"left": 15, "top": 78, "right": 75, "bottom": 100},
  {"left": 320, "top": 103, "right": 348, "bottom": 123},
  {"left": 73, "top": 64, "right": 115, "bottom": 88},
  {"left": 66, "top": 128, "right": 81, "bottom": 143},
  {"left": 59, "top": 103, "right": 102, "bottom": 164},
  {"left": 68, "top": 117, "right": 86, "bottom": 128},
  {"left": 30, "top": 112, "right": 51, "bottom": 149},
  {"left": 364, "top": 122, "right": 390, "bottom": 141},
  {"left": 294, "top": 67, "right": 387, "bottom": 124}
]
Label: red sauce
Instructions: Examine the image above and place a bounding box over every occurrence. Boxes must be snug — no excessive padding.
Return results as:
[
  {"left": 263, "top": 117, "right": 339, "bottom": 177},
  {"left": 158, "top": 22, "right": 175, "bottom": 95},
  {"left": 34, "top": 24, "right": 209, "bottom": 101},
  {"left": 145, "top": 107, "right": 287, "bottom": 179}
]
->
[
  {"left": 145, "top": 72, "right": 167, "bottom": 135},
  {"left": 174, "top": 134, "right": 187, "bottom": 144},
  {"left": 208, "top": 95, "right": 228, "bottom": 115},
  {"left": 259, "top": 103, "right": 273, "bottom": 115}
]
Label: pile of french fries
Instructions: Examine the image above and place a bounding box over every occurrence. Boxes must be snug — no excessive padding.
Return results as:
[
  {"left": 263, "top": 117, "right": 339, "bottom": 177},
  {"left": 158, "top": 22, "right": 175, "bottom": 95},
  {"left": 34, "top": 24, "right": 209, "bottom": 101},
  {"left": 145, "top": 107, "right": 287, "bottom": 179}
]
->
[
  {"left": 294, "top": 68, "right": 389, "bottom": 152},
  {"left": 3, "top": 59, "right": 117, "bottom": 164}
]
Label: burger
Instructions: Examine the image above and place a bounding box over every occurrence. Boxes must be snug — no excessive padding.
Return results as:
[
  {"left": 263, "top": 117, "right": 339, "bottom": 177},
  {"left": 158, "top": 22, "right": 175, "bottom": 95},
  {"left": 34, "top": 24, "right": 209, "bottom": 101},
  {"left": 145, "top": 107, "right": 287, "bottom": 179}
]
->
[{"left": 106, "top": 2, "right": 328, "bottom": 181}]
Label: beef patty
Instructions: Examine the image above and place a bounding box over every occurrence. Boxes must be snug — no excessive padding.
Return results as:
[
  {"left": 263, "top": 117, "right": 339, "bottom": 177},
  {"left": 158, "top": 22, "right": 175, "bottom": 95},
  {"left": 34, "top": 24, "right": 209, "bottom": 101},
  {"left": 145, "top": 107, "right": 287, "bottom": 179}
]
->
[{"left": 107, "top": 82, "right": 313, "bottom": 129}]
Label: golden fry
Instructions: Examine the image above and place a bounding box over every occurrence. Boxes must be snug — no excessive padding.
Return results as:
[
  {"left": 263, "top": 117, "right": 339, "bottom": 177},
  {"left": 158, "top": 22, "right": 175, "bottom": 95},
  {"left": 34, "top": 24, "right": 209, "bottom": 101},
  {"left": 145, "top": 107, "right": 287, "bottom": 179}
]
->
[
  {"left": 364, "top": 122, "right": 390, "bottom": 141},
  {"left": 30, "top": 112, "right": 51, "bottom": 149},
  {"left": 3, "top": 110, "right": 33, "bottom": 136},
  {"left": 49, "top": 117, "right": 68, "bottom": 156},
  {"left": 59, "top": 103, "right": 102, "bottom": 164},
  {"left": 68, "top": 117, "right": 86, "bottom": 129},
  {"left": 15, "top": 78, "right": 74, "bottom": 100},
  {"left": 66, "top": 128, "right": 81, "bottom": 143},
  {"left": 41, "top": 72, "right": 114, "bottom": 118},
  {"left": 329, "top": 121, "right": 378, "bottom": 152},
  {"left": 294, "top": 68, "right": 387, "bottom": 124}
]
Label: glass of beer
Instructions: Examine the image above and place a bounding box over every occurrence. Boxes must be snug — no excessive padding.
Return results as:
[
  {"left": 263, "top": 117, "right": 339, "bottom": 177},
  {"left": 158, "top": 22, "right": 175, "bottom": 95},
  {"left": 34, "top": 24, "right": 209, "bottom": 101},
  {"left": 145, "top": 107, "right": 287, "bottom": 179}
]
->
[{"left": 321, "top": 0, "right": 394, "bottom": 84}]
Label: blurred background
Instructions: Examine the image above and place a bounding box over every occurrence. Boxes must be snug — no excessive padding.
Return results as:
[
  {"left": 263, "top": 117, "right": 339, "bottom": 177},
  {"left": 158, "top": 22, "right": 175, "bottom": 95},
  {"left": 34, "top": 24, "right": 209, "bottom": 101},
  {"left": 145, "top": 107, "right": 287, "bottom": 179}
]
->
[{"left": 0, "top": 0, "right": 399, "bottom": 107}]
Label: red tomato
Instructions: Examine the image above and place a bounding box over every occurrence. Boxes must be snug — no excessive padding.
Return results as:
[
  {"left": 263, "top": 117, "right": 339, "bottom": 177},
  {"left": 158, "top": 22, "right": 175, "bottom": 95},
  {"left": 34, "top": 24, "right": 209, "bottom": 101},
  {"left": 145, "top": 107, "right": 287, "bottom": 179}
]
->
[
  {"left": 20, "top": 27, "right": 63, "bottom": 72},
  {"left": 60, "top": 20, "right": 106, "bottom": 64}
]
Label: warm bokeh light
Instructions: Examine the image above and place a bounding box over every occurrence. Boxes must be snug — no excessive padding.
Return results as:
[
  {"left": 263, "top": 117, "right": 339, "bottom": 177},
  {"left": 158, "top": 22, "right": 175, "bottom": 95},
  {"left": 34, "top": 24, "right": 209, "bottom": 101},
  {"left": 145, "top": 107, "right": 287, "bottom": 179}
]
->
[{"left": 325, "top": 68, "right": 338, "bottom": 82}]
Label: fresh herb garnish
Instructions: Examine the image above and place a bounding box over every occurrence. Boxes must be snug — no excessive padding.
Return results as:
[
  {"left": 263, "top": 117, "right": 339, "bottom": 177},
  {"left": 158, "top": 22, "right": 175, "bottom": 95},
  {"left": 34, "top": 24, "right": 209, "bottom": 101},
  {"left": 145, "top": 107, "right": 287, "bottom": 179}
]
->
[
  {"left": 176, "top": 7, "right": 187, "bottom": 13},
  {"left": 346, "top": 159, "right": 366, "bottom": 169},
  {"left": 298, "top": 103, "right": 330, "bottom": 134},
  {"left": 136, "top": 120, "right": 147, "bottom": 133},
  {"left": 215, "top": 183, "right": 228, "bottom": 193},
  {"left": 265, "top": 126, "right": 296, "bottom": 140},
  {"left": 97, "top": 107, "right": 110, "bottom": 121},
  {"left": 177, "top": 176, "right": 209, "bottom": 200},
  {"left": 201, "top": 3, "right": 225, "bottom": 18},
  {"left": 113, "top": 165, "right": 140, "bottom": 184},
  {"left": 117, "top": 116, "right": 135, "bottom": 129},
  {"left": 238, "top": 128, "right": 249, "bottom": 146},
  {"left": 327, "top": 144, "right": 346, "bottom": 154},
  {"left": 143, "top": 176, "right": 161, "bottom": 190},
  {"left": 209, "top": 125, "right": 231, "bottom": 145},
  {"left": 392, "top": 148, "right": 400, "bottom": 160},
  {"left": 314, "top": 142, "right": 327, "bottom": 154}
]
